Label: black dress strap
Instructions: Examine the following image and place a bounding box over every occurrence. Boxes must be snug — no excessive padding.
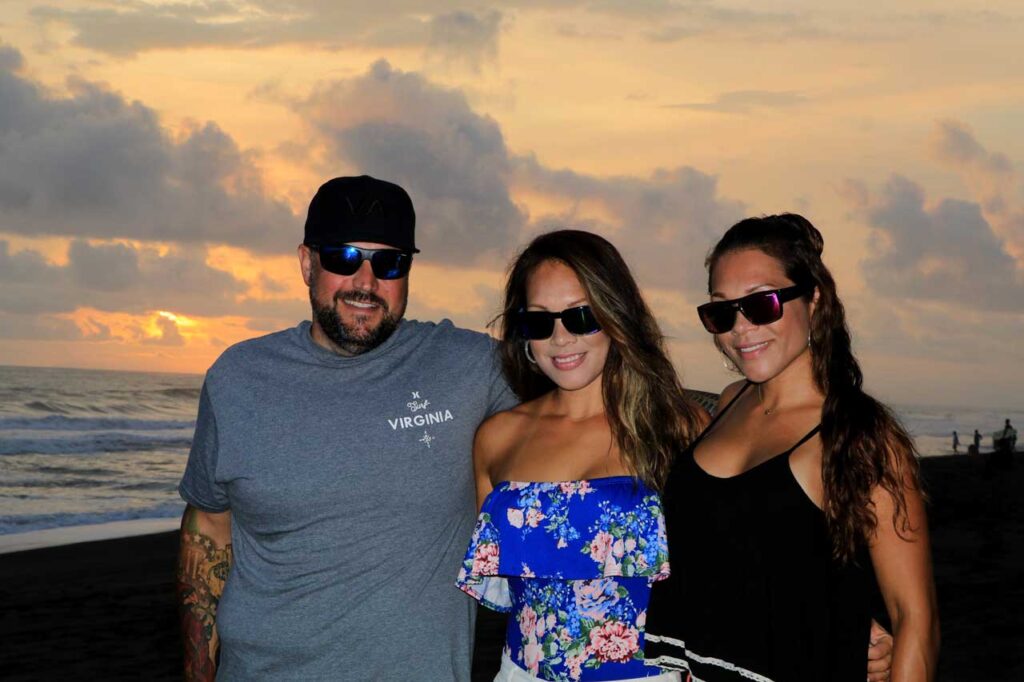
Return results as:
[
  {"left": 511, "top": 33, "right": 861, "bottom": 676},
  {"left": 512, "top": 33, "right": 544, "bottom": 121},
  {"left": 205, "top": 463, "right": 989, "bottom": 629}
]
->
[
  {"left": 783, "top": 424, "right": 822, "bottom": 456},
  {"left": 690, "top": 382, "right": 751, "bottom": 450}
]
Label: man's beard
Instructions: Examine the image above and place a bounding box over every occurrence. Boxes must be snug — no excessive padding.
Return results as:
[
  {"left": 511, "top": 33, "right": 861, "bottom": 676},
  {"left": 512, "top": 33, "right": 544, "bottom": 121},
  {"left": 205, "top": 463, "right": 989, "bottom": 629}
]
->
[{"left": 310, "top": 287, "right": 401, "bottom": 356}]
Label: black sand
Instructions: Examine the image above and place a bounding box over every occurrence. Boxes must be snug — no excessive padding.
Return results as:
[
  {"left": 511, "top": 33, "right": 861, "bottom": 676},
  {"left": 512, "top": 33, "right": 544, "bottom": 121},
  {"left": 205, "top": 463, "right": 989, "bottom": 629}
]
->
[{"left": 1, "top": 453, "right": 1020, "bottom": 681}]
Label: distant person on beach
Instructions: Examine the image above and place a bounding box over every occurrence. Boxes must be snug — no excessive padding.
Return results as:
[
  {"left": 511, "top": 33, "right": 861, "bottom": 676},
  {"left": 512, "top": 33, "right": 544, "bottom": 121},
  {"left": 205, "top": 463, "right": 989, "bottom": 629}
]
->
[
  {"left": 456, "top": 230, "right": 705, "bottom": 680},
  {"left": 973, "top": 429, "right": 983, "bottom": 453},
  {"left": 991, "top": 419, "right": 1017, "bottom": 470},
  {"left": 175, "top": 176, "right": 516, "bottom": 680},
  {"left": 999, "top": 419, "right": 1016, "bottom": 451},
  {"left": 953, "top": 430, "right": 960, "bottom": 454},
  {"left": 645, "top": 214, "right": 938, "bottom": 681}
]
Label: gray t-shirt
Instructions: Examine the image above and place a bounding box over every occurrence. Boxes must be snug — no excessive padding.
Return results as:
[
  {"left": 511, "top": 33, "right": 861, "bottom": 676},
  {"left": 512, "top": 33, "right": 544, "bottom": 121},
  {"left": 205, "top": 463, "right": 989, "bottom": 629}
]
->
[{"left": 179, "top": 319, "right": 516, "bottom": 680}]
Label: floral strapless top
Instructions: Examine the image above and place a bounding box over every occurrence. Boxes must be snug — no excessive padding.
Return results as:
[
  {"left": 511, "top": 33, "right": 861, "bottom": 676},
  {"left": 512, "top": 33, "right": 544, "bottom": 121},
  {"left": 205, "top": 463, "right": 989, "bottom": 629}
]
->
[{"left": 457, "top": 476, "right": 670, "bottom": 681}]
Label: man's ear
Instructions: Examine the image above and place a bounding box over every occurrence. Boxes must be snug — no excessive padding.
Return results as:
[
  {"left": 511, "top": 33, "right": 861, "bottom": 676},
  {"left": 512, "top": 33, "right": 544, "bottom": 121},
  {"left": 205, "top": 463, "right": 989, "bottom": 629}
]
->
[{"left": 298, "top": 244, "right": 314, "bottom": 287}]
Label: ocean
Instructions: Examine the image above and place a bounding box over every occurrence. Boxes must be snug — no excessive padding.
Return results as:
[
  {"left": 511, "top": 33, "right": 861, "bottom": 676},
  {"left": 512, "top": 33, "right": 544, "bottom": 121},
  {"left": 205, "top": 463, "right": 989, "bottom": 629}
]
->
[
  {"left": 0, "top": 365, "right": 199, "bottom": 536},
  {"left": 0, "top": 364, "right": 1020, "bottom": 537}
]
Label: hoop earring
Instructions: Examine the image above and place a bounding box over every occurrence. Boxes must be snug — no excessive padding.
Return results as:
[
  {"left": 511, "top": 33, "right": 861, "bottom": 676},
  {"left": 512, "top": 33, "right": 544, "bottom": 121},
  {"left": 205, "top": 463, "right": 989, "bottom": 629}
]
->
[
  {"left": 714, "top": 336, "right": 737, "bottom": 372},
  {"left": 524, "top": 341, "right": 537, "bottom": 365}
]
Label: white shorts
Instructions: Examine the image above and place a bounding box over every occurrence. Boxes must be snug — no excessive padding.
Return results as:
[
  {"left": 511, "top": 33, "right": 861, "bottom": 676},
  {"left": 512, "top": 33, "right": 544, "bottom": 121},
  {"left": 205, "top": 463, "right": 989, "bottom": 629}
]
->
[{"left": 493, "top": 652, "right": 683, "bottom": 682}]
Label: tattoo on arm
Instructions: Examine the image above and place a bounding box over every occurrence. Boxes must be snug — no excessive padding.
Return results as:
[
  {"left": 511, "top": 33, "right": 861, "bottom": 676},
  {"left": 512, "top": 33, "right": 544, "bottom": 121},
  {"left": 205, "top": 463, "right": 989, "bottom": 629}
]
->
[{"left": 177, "top": 511, "right": 232, "bottom": 682}]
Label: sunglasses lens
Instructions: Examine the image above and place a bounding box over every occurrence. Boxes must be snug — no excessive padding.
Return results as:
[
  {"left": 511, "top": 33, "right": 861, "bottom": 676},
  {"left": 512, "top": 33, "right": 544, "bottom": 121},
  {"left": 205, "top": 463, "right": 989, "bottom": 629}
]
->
[
  {"left": 318, "top": 246, "right": 362, "bottom": 276},
  {"left": 518, "top": 312, "right": 555, "bottom": 340},
  {"left": 370, "top": 251, "right": 411, "bottom": 280},
  {"left": 698, "top": 302, "right": 736, "bottom": 334},
  {"left": 740, "top": 291, "right": 783, "bottom": 325},
  {"left": 560, "top": 306, "right": 601, "bottom": 335}
]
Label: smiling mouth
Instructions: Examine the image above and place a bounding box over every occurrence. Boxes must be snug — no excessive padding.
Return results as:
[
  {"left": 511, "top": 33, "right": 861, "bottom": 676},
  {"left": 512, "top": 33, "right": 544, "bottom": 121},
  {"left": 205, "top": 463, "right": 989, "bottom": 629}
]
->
[
  {"left": 550, "top": 352, "right": 585, "bottom": 370},
  {"left": 343, "top": 298, "right": 379, "bottom": 310},
  {"left": 736, "top": 341, "right": 769, "bottom": 355}
]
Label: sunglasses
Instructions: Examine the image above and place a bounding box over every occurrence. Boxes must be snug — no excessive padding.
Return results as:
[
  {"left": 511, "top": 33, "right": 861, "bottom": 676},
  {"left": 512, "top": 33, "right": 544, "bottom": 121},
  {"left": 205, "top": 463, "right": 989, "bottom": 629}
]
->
[
  {"left": 516, "top": 306, "right": 602, "bottom": 340},
  {"left": 310, "top": 244, "right": 413, "bottom": 280},
  {"left": 697, "top": 284, "right": 808, "bottom": 334}
]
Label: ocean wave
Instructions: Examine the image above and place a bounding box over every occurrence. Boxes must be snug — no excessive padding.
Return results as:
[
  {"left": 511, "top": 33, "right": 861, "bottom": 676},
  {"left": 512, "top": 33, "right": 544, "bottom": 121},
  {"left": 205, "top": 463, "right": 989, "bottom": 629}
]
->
[
  {"left": 23, "top": 400, "right": 71, "bottom": 414},
  {"left": 8, "top": 477, "right": 118, "bottom": 490},
  {"left": 0, "top": 501, "right": 186, "bottom": 535},
  {"left": 159, "top": 387, "right": 202, "bottom": 400},
  {"left": 30, "top": 465, "right": 121, "bottom": 476},
  {"left": 0, "top": 433, "right": 193, "bottom": 456},
  {"left": 115, "top": 481, "right": 177, "bottom": 492},
  {"left": 0, "top": 415, "right": 194, "bottom": 432}
]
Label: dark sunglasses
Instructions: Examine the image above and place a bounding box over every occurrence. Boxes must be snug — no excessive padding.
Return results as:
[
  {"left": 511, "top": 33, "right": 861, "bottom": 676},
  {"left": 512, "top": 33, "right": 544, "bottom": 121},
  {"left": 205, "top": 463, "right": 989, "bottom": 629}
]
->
[
  {"left": 697, "top": 284, "right": 808, "bottom": 334},
  {"left": 310, "top": 244, "right": 413, "bottom": 280},
  {"left": 516, "top": 306, "right": 602, "bottom": 340}
]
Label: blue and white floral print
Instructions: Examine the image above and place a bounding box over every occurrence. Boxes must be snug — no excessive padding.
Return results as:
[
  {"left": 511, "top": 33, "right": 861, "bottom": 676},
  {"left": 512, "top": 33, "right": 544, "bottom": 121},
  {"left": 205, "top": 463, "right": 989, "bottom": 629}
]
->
[{"left": 457, "top": 476, "right": 670, "bottom": 681}]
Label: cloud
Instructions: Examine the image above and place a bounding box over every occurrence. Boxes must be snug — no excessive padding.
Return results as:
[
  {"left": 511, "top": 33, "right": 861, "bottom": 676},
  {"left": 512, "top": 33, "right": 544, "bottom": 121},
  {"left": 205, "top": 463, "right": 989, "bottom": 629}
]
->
[
  {"left": 0, "top": 44, "right": 23, "bottom": 71},
  {"left": 32, "top": 1, "right": 1012, "bottom": 66},
  {"left": 0, "top": 312, "right": 85, "bottom": 340},
  {"left": 142, "top": 315, "right": 185, "bottom": 346},
  {"left": 2, "top": 50, "right": 744, "bottom": 339},
  {"left": 428, "top": 10, "right": 503, "bottom": 69},
  {"left": 30, "top": 3, "right": 267, "bottom": 56},
  {"left": 28, "top": 0, "right": 891, "bottom": 63},
  {"left": 0, "top": 239, "right": 249, "bottom": 317},
  {"left": 665, "top": 90, "right": 808, "bottom": 114},
  {"left": 850, "top": 297, "right": 1024, "bottom": 365},
  {"left": 643, "top": 25, "right": 701, "bottom": 42},
  {"left": 31, "top": 2, "right": 504, "bottom": 68},
  {"left": 513, "top": 157, "right": 745, "bottom": 295},
  {"left": 0, "top": 47, "right": 296, "bottom": 251},
  {"left": 929, "top": 120, "right": 1024, "bottom": 263},
  {"left": 295, "top": 59, "right": 744, "bottom": 293},
  {"left": 297, "top": 60, "right": 528, "bottom": 264},
  {"left": 850, "top": 174, "right": 1024, "bottom": 312}
]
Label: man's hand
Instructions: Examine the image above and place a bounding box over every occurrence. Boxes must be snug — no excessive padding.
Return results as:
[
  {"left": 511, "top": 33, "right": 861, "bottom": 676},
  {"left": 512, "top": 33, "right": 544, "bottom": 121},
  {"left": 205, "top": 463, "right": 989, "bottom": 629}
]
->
[{"left": 867, "top": 619, "right": 894, "bottom": 682}]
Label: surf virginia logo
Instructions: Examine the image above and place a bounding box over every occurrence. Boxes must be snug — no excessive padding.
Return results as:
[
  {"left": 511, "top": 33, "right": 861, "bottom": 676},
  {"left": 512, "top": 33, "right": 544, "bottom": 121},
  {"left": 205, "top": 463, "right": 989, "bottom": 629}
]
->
[{"left": 387, "top": 391, "right": 453, "bottom": 448}]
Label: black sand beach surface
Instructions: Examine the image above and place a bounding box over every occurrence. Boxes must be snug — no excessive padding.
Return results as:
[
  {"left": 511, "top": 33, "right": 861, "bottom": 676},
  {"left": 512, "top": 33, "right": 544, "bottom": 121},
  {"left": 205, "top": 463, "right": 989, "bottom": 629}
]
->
[{"left": 1, "top": 454, "right": 1021, "bottom": 681}]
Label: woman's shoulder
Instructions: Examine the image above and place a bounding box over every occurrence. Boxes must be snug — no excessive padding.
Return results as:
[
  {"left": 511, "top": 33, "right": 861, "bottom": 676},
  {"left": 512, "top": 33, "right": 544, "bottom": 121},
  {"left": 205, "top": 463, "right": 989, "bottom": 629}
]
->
[
  {"left": 478, "top": 396, "right": 541, "bottom": 434},
  {"left": 474, "top": 397, "right": 542, "bottom": 460},
  {"left": 716, "top": 379, "right": 749, "bottom": 411}
]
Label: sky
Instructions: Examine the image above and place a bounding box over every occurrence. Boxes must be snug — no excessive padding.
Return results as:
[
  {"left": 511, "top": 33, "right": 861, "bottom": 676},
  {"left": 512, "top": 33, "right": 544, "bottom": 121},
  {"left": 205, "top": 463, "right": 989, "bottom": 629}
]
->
[{"left": 0, "top": 0, "right": 1022, "bottom": 409}]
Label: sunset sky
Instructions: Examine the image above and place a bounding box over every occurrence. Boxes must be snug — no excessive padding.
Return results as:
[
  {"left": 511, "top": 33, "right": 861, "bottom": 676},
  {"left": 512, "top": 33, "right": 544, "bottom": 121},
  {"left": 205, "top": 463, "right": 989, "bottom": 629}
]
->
[{"left": 0, "top": 0, "right": 1022, "bottom": 408}]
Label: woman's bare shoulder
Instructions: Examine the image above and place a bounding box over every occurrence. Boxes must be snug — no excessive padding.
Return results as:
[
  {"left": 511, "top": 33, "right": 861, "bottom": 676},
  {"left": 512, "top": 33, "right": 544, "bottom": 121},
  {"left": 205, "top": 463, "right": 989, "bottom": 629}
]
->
[
  {"left": 475, "top": 396, "right": 544, "bottom": 460},
  {"left": 716, "top": 379, "right": 749, "bottom": 411}
]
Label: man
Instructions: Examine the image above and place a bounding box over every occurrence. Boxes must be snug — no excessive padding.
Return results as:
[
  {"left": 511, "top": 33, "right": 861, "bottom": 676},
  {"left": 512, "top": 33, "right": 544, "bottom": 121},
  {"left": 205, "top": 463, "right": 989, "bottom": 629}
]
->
[
  {"left": 176, "top": 175, "right": 516, "bottom": 680},
  {"left": 1002, "top": 419, "right": 1017, "bottom": 451}
]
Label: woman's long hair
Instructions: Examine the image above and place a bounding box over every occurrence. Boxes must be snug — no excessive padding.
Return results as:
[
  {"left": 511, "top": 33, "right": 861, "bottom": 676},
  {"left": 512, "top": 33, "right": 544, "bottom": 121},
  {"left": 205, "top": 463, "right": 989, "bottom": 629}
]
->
[
  {"left": 707, "top": 214, "right": 921, "bottom": 562},
  {"left": 496, "top": 230, "right": 704, "bottom": 491}
]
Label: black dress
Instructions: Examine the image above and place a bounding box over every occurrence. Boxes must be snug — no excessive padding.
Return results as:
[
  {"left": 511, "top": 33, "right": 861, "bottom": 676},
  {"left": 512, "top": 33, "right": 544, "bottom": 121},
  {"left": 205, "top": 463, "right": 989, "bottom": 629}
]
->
[{"left": 644, "top": 383, "right": 872, "bottom": 682}]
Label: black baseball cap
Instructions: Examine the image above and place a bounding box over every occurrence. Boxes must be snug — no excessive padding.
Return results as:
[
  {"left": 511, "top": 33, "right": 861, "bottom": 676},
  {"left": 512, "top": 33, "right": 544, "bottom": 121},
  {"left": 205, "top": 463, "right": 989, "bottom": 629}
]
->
[{"left": 303, "top": 175, "right": 419, "bottom": 253}]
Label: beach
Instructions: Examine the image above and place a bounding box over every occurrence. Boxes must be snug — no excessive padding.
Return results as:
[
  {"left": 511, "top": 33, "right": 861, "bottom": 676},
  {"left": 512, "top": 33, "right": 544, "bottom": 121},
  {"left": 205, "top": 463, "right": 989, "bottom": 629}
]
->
[{"left": 1, "top": 452, "right": 1021, "bottom": 681}]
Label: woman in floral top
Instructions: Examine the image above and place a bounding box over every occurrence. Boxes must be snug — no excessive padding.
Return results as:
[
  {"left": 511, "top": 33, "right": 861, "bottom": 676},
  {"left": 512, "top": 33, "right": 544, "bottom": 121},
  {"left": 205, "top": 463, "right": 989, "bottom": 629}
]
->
[{"left": 457, "top": 230, "right": 706, "bottom": 681}]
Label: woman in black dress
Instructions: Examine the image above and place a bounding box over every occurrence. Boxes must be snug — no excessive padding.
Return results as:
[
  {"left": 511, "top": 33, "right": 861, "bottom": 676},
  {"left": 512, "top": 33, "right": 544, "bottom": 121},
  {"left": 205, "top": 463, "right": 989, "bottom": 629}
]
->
[{"left": 645, "top": 214, "right": 939, "bottom": 681}]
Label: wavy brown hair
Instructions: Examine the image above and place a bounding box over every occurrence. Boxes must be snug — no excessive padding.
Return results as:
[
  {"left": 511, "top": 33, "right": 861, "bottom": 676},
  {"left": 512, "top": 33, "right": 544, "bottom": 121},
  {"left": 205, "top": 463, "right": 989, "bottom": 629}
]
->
[
  {"left": 707, "top": 213, "right": 922, "bottom": 562},
  {"left": 496, "top": 229, "right": 704, "bottom": 491}
]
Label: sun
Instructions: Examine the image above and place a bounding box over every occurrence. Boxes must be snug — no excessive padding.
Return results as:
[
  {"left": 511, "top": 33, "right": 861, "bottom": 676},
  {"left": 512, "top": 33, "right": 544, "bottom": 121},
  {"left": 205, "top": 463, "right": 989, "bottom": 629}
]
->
[{"left": 156, "top": 311, "right": 197, "bottom": 327}]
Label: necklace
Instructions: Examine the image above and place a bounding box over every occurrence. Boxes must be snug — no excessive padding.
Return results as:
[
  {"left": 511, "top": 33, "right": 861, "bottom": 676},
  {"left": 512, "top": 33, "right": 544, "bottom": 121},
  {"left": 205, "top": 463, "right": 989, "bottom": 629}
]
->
[{"left": 756, "top": 384, "right": 775, "bottom": 415}]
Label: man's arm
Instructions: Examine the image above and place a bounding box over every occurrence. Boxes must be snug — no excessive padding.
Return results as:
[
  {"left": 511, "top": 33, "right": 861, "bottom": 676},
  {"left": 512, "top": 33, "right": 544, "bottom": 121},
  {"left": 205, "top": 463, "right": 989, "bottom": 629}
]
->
[{"left": 177, "top": 504, "right": 233, "bottom": 681}]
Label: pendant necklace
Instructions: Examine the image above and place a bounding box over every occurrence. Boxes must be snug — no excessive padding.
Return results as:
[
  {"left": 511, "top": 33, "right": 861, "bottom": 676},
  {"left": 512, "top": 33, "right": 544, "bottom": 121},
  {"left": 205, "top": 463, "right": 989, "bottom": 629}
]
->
[{"left": 756, "top": 384, "right": 775, "bottom": 416}]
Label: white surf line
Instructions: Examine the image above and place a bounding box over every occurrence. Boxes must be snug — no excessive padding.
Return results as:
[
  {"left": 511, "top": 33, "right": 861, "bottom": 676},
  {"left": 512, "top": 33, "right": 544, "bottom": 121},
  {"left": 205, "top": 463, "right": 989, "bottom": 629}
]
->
[{"left": 0, "top": 518, "right": 181, "bottom": 555}]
